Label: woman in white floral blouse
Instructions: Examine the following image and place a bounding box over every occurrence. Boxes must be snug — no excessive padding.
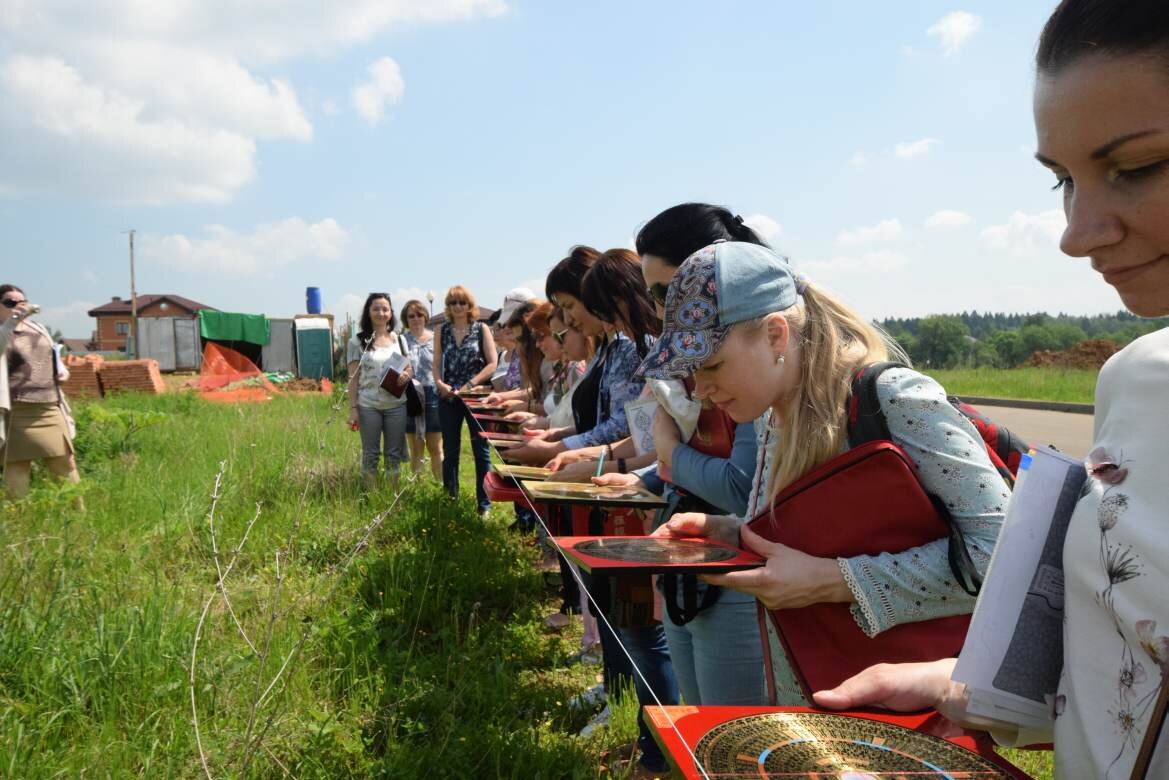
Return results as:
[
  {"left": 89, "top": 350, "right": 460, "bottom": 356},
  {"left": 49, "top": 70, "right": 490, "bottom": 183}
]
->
[{"left": 814, "top": 1, "right": 1169, "bottom": 776}]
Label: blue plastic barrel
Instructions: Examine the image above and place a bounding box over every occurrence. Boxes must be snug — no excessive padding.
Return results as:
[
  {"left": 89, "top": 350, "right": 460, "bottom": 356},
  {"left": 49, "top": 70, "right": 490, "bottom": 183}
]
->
[{"left": 305, "top": 286, "right": 322, "bottom": 314}]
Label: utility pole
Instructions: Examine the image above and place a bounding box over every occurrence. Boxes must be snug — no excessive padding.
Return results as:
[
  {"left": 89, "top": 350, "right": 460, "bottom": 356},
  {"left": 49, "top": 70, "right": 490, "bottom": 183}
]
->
[{"left": 128, "top": 229, "right": 138, "bottom": 358}]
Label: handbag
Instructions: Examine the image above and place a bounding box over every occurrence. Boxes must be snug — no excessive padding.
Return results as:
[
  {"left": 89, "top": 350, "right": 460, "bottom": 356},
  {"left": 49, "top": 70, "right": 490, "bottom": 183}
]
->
[
  {"left": 746, "top": 439, "right": 973, "bottom": 702},
  {"left": 658, "top": 394, "right": 738, "bottom": 625}
]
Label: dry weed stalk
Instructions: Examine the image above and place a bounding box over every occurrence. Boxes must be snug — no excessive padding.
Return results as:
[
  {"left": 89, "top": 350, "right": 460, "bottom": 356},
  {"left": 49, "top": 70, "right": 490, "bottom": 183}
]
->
[
  {"left": 189, "top": 460, "right": 261, "bottom": 780},
  {"left": 190, "top": 401, "right": 410, "bottom": 778},
  {"left": 238, "top": 487, "right": 406, "bottom": 772}
]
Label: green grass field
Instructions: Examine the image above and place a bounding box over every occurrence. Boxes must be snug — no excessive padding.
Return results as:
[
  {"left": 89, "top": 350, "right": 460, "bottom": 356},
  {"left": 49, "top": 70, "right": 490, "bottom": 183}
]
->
[
  {"left": 0, "top": 391, "right": 645, "bottom": 777},
  {"left": 925, "top": 367, "right": 1097, "bottom": 405},
  {"left": 0, "top": 389, "right": 1053, "bottom": 778}
]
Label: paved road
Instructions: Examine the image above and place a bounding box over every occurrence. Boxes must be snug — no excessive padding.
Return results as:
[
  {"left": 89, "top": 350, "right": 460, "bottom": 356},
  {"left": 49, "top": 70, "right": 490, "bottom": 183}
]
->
[{"left": 980, "top": 405, "right": 1095, "bottom": 459}]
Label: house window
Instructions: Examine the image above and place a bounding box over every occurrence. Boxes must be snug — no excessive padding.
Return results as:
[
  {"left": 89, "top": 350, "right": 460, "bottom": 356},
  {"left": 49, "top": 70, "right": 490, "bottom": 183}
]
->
[{"left": 115, "top": 321, "right": 129, "bottom": 336}]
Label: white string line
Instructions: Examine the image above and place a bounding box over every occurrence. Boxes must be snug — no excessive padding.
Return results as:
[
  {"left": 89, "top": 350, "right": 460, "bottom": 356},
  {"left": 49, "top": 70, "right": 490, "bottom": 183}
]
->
[{"left": 464, "top": 407, "right": 712, "bottom": 780}]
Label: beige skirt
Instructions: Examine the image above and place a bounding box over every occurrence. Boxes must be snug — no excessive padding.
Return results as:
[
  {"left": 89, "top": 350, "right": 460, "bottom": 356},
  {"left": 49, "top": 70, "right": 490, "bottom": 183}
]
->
[{"left": 4, "top": 400, "right": 73, "bottom": 463}]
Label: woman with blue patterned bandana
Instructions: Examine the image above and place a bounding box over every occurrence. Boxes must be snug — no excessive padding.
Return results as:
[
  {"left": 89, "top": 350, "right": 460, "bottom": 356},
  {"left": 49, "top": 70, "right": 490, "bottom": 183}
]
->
[{"left": 639, "top": 241, "right": 1007, "bottom": 706}]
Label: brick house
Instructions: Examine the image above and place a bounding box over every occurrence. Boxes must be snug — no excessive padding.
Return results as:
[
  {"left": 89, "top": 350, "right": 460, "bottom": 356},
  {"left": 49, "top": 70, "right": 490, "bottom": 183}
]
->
[{"left": 87, "top": 294, "right": 216, "bottom": 352}]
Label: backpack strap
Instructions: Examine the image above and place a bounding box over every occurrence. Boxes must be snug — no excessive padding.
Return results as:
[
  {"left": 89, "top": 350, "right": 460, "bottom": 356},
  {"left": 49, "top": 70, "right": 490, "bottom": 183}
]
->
[
  {"left": 846, "top": 361, "right": 983, "bottom": 597},
  {"left": 846, "top": 361, "right": 904, "bottom": 447},
  {"left": 662, "top": 572, "right": 721, "bottom": 626}
]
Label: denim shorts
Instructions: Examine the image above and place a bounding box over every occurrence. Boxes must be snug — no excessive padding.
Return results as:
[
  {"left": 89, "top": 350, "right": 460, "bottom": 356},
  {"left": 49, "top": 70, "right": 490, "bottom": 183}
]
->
[{"left": 406, "top": 384, "right": 441, "bottom": 433}]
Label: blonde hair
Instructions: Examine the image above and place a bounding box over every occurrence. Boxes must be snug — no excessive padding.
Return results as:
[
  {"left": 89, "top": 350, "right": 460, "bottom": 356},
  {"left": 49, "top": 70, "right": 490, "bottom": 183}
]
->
[
  {"left": 764, "top": 280, "right": 909, "bottom": 499},
  {"left": 443, "top": 285, "right": 480, "bottom": 323}
]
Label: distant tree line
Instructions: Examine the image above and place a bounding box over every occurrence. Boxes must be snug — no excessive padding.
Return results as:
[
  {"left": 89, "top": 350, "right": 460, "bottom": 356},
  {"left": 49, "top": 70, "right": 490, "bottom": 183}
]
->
[{"left": 878, "top": 311, "right": 1169, "bottom": 369}]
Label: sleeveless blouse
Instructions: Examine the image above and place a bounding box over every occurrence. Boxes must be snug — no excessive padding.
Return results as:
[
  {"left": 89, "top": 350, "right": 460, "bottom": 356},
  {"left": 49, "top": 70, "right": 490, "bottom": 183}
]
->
[{"left": 440, "top": 320, "right": 485, "bottom": 388}]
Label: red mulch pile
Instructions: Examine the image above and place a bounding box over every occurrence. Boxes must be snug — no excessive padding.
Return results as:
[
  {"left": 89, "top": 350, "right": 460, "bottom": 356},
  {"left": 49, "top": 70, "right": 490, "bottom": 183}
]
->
[{"left": 1022, "top": 339, "right": 1120, "bottom": 369}]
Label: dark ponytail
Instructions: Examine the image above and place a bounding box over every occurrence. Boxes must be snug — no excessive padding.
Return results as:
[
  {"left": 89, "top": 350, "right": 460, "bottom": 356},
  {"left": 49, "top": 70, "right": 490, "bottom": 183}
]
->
[
  {"left": 635, "top": 203, "right": 770, "bottom": 268},
  {"left": 1037, "top": 0, "right": 1169, "bottom": 74}
]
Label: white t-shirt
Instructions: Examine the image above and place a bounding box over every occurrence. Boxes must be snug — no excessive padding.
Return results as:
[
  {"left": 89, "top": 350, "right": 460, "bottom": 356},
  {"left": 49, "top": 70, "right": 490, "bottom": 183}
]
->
[
  {"left": 1054, "top": 327, "right": 1169, "bottom": 778},
  {"left": 347, "top": 334, "right": 408, "bottom": 411}
]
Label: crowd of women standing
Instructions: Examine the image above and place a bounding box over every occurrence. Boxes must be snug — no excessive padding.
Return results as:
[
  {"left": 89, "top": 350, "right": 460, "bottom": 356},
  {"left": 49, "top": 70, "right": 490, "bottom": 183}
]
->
[{"left": 342, "top": 2, "right": 1169, "bottom": 775}]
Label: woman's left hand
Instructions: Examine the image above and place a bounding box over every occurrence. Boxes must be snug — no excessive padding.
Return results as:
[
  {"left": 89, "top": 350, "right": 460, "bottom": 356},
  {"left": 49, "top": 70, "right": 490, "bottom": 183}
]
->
[
  {"left": 653, "top": 409, "right": 682, "bottom": 467},
  {"left": 506, "top": 438, "right": 567, "bottom": 465},
  {"left": 545, "top": 449, "right": 587, "bottom": 471},
  {"left": 550, "top": 459, "right": 600, "bottom": 483},
  {"left": 702, "top": 524, "right": 853, "bottom": 610}
]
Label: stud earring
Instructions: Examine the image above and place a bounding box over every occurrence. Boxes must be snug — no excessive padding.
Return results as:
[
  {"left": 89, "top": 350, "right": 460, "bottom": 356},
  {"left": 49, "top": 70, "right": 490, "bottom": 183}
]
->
[{"left": 775, "top": 355, "right": 785, "bottom": 365}]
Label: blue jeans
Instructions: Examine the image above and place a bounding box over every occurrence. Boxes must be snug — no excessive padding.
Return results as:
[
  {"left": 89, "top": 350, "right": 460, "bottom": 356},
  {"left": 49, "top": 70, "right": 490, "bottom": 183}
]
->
[
  {"left": 597, "top": 618, "right": 678, "bottom": 771},
  {"left": 662, "top": 590, "right": 767, "bottom": 706},
  {"left": 438, "top": 396, "right": 491, "bottom": 512}
]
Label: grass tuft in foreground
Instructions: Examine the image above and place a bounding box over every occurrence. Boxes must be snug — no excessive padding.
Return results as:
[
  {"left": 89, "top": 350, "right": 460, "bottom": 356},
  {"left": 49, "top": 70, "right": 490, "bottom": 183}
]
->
[{"left": 1, "top": 391, "right": 635, "bottom": 777}]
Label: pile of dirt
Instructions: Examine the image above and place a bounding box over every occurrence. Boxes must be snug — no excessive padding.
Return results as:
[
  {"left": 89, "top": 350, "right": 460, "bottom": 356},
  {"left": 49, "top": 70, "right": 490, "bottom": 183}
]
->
[
  {"left": 284, "top": 378, "right": 327, "bottom": 392},
  {"left": 1022, "top": 338, "right": 1120, "bottom": 369}
]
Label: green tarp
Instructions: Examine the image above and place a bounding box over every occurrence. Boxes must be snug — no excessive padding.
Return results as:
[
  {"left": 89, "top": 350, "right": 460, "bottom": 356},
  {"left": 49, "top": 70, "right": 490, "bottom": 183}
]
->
[{"left": 199, "top": 311, "right": 271, "bottom": 345}]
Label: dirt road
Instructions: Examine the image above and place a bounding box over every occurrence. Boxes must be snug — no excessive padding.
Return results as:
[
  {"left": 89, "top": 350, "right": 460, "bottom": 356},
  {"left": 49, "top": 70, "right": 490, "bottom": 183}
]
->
[{"left": 980, "top": 405, "right": 1094, "bottom": 459}]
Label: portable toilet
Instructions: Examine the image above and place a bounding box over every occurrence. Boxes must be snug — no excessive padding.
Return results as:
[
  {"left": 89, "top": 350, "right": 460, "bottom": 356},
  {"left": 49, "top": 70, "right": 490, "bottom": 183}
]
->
[{"left": 294, "top": 317, "right": 334, "bottom": 380}]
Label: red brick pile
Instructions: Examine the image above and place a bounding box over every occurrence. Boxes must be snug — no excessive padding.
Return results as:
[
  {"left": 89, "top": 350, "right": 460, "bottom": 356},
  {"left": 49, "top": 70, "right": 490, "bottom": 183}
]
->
[
  {"left": 60, "top": 355, "right": 104, "bottom": 398},
  {"left": 96, "top": 359, "right": 167, "bottom": 395}
]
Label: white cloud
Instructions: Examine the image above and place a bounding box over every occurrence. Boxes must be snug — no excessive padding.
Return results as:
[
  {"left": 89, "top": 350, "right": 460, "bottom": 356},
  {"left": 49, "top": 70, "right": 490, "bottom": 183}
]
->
[
  {"left": 981, "top": 210, "right": 1066, "bottom": 253},
  {"left": 37, "top": 299, "right": 99, "bottom": 339},
  {"left": 140, "top": 217, "right": 350, "bottom": 275},
  {"left": 836, "top": 218, "right": 903, "bottom": 247},
  {"left": 894, "top": 138, "right": 940, "bottom": 158},
  {"left": 0, "top": 1, "right": 505, "bottom": 204},
  {"left": 352, "top": 56, "right": 405, "bottom": 125},
  {"left": 924, "top": 209, "right": 973, "bottom": 229},
  {"left": 81, "top": 270, "right": 98, "bottom": 285},
  {"left": 0, "top": 55, "right": 256, "bottom": 204},
  {"left": 742, "top": 214, "right": 783, "bottom": 245},
  {"left": 927, "top": 11, "right": 981, "bottom": 58},
  {"left": 850, "top": 151, "right": 870, "bottom": 167},
  {"left": 801, "top": 250, "right": 910, "bottom": 277}
]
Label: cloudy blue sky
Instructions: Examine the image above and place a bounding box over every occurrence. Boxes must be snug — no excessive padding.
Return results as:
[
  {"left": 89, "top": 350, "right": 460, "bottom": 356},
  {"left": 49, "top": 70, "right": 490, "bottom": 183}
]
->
[{"left": 1, "top": 1, "right": 1098, "bottom": 339}]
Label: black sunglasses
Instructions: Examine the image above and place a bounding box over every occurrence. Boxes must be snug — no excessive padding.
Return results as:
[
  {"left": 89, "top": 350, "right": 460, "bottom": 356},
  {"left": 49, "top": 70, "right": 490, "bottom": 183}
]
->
[
  {"left": 647, "top": 283, "right": 668, "bottom": 306},
  {"left": 1, "top": 298, "right": 24, "bottom": 308}
]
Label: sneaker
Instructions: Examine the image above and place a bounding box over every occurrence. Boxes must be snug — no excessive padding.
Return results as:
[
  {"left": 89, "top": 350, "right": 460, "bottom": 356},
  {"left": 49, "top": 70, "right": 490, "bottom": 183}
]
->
[
  {"left": 568, "top": 643, "right": 603, "bottom": 667},
  {"left": 568, "top": 683, "right": 606, "bottom": 712},
  {"left": 578, "top": 705, "right": 611, "bottom": 737},
  {"left": 543, "top": 612, "right": 571, "bottom": 630}
]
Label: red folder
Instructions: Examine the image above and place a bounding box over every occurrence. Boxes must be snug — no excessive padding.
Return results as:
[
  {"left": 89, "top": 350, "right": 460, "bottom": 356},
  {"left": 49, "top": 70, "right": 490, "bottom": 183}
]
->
[{"left": 746, "top": 440, "right": 973, "bottom": 701}]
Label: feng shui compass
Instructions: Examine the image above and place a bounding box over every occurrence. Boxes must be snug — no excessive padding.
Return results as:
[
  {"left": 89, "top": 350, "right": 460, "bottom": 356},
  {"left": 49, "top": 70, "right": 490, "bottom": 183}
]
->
[{"left": 646, "top": 706, "right": 1030, "bottom": 779}]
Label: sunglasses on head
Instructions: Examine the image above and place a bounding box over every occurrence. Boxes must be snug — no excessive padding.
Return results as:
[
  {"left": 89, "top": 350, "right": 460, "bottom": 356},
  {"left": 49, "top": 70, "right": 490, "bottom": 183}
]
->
[{"left": 647, "top": 283, "right": 669, "bottom": 306}]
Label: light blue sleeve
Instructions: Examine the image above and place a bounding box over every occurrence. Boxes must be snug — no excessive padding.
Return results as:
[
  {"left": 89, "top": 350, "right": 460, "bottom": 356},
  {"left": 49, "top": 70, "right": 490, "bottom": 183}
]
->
[
  {"left": 346, "top": 335, "right": 363, "bottom": 365},
  {"left": 561, "top": 339, "right": 644, "bottom": 449},
  {"left": 838, "top": 367, "right": 1009, "bottom": 637},
  {"left": 668, "top": 421, "right": 757, "bottom": 516}
]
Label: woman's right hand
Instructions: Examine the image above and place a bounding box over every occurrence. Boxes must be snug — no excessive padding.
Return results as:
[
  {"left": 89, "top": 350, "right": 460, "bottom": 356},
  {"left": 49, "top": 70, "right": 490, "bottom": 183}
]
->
[
  {"left": 652, "top": 512, "right": 741, "bottom": 548},
  {"left": 436, "top": 381, "right": 453, "bottom": 399}
]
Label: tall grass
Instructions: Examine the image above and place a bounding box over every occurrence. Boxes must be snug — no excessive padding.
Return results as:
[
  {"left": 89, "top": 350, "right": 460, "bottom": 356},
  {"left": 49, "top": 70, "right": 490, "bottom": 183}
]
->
[
  {"left": 1, "top": 392, "right": 635, "bottom": 777},
  {"left": 926, "top": 367, "right": 1097, "bottom": 405}
]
